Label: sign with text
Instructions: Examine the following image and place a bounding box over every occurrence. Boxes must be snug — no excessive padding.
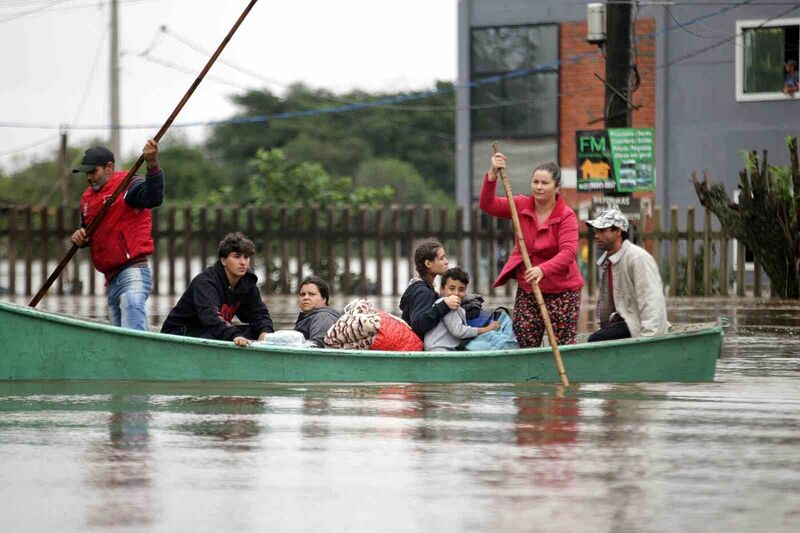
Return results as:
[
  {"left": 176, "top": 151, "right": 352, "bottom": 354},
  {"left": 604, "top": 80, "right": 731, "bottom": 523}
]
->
[
  {"left": 590, "top": 196, "right": 642, "bottom": 224},
  {"left": 576, "top": 128, "right": 655, "bottom": 193}
]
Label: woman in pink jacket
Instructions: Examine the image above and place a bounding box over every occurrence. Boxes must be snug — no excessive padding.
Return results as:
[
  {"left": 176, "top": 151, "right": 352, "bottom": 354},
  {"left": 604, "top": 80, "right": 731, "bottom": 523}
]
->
[{"left": 480, "top": 153, "right": 584, "bottom": 348}]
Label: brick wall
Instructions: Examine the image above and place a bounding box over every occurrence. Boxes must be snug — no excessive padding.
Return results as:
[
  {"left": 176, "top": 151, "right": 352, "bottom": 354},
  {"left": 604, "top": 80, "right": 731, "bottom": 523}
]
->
[{"left": 558, "top": 18, "right": 656, "bottom": 207}]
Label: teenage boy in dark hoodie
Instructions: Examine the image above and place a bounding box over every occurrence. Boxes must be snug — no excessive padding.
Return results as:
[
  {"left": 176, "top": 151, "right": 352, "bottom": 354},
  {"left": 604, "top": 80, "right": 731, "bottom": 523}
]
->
[
  {"left": 399, "top": 239, "right": 460, "bottom": 340},
  {"left": 161, "top": 232, "right": 274, "bottom": 347}
]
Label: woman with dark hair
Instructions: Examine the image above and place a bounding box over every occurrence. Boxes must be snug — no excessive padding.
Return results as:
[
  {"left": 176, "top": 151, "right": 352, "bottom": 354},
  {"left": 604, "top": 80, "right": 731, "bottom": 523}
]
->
[
  {"left": 294, "top": 276, "right": 341, "bottom": 348},
  {"left": 480, "top": 155, "right": 584, "bottom": 348},
  {"left": 399, "top": 239, "right": 460, "bottom": 340}
]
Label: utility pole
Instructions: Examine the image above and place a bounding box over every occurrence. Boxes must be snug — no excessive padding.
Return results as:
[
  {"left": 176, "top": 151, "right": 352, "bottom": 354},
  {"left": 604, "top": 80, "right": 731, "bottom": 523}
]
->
[
  {"left": 58, "top": 129, "right": 68, "bottom": 206},
  {"left": 604, "top": 2, "right": 632, "bottom": 129},
  {"left": 110, "top": 0, "right": 121, "bottom": 157}
]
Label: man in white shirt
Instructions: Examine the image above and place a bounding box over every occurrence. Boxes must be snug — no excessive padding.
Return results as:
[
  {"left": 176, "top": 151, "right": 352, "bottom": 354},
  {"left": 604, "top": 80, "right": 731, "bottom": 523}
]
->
[{"left": 586, "top": 208, "right": 669, "bottom": 342}]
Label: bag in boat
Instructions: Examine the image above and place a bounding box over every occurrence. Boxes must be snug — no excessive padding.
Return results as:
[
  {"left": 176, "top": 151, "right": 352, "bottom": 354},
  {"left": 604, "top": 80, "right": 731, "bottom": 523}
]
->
[
  {"left": 324, "top": 299, "right": 381, "bottom": 350},
  {"left": 460, "top": 293, "right": 485, "bottom": 320},
  {"left": 370, "top": 311, "right": 423, "bottom": 352},
  {"left": 323, "top": 299, "right": 422, "bottom": 351},
  {"left": 464, "top": 308, "right": 518, "bottom": 351},
  {"left": 252, "top": 330, "right": 317, "bottom": 348}
]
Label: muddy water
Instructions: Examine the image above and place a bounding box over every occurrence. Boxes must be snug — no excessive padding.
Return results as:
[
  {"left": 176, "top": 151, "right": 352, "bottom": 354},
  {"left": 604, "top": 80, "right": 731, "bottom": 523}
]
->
[{"left": 1, "top": 296, "right": 798, "bottom": 532}]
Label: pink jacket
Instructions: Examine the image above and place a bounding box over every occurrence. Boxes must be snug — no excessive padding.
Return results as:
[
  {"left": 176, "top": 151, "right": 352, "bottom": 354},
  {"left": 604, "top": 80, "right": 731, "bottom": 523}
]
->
[{"left": 479, "top": 174, "right": 584, "bottom": 294}]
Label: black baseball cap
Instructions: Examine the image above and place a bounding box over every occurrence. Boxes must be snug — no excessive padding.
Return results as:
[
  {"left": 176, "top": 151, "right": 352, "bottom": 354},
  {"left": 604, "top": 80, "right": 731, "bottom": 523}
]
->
[{"left": 72, "top": 146, "right": 115, "bottom": 173}]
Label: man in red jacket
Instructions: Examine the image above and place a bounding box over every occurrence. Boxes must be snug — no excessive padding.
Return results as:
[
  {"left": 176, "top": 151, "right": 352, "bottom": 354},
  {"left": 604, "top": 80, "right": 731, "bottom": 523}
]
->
[{"left": 70, "top": 140, "right": 164, "bottom": 330}]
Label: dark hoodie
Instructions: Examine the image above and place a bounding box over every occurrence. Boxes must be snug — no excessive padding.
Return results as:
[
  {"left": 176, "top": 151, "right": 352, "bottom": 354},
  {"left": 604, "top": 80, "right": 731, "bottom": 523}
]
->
[
  {"left": 161, "top": 261, "right": 274, "bottom": 341},
  {"left": 399, "top": 278, "right": 450, "bottom": 339},
  {"left": 294, "top": 306, "right": 342, "bottom": 348}
]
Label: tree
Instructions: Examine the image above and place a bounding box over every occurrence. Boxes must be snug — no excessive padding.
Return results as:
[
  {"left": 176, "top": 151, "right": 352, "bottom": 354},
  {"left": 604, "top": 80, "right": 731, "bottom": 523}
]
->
[
  {"left": 284, "top": 132, "right": 373, "bottom": 177},
  {"left": 143, "top": 144, "right": 231, "bottom": 204},
  {"left": 691, "top": 136, "right": 800, "bottom": 298},
  {"left": 208, "top": 148, "right": 394, "bottom": 209},
  {"left": 0, "top": 146, "right": 84, "bottom": 207},
  {"left": 206, "top": 81, "right": 456, "bottom": 195},
  {"left": 354, "top": 157, "right": 454, "bottom": 207}
]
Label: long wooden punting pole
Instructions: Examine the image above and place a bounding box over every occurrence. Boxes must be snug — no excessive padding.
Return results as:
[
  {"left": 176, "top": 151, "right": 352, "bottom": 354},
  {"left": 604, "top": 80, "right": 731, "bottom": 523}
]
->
[
  {"left": 491, "top": 142, "right": 570, "bottom": 386},
  {"left": 29, "top": 0, "right": 259, "bottom": 308}
]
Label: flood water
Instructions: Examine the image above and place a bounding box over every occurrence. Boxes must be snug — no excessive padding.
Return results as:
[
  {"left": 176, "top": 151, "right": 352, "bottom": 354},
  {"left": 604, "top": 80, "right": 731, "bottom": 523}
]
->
[{"left": 1, "top": 295, "right": 799, "bottom": 532}]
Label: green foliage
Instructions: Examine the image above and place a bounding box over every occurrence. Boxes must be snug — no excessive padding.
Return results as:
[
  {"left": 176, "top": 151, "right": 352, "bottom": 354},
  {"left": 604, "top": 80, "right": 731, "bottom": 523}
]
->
[
  {"left": 0, "top": 147, "right": 85, "bottom": 207},
  {"left": 209, "top": 148, "right": 393, "bottom": 209},
  {"left": 739, "top": 149, "right": 796, "bottom": 205},
  {"left": 0, "top": 139, "right": 231, "bottom": 208},
  {"left": 5, "top": 83, "right": 455, "bottom": 208},
  {"left": 145, "top": 144, "right": 232, "bottom": 205},
  {"left": 769, "top": 164, "right": 794, "bottom": 204},
  {"left": 206, "top": 81, "right": 455, "bottom": 194},
  {"left": 284, "top": 132, "right": 373, "bottom": 177},
  {"left": 354, "top": 157, "right": 454, "bottom": 207}
]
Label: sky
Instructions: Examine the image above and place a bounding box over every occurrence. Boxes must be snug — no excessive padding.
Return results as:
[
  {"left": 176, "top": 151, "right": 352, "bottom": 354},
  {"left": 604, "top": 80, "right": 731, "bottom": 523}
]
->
[{"left": 0, "top": 0, "right": 457, "bottom": 172}]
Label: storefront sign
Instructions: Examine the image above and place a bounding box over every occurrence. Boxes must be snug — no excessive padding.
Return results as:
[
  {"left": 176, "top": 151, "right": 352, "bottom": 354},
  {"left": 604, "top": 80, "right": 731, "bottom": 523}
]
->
[
  {"left": 590, "top": 196, "right": 642, "bottom": 224},
  {"left": 576, "top": 128, "right": 655, "bottom": 193}
]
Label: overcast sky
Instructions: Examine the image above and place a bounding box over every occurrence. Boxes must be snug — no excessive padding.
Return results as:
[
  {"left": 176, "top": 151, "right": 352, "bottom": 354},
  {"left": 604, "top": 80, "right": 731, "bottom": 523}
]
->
[{"left": 0, "top": 0, "right": 457, "bottom": 171}]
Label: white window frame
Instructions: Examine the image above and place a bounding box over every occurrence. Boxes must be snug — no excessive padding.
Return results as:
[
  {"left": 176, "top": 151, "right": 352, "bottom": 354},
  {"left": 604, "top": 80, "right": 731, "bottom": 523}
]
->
[{"left": 735, "top": 17, "right": 800, "bottom": 102}]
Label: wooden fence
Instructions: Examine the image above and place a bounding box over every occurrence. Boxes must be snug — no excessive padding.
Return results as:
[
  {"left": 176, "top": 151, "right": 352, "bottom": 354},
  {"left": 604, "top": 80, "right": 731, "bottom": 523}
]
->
[{"left": 0, "top": 204, "right": 768, "bottom": 298}]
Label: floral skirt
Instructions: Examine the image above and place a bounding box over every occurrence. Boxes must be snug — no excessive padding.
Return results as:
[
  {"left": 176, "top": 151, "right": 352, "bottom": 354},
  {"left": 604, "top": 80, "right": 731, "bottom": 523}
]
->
[{"left": 512, "top": 287, "right": 581, "bottom": 348}]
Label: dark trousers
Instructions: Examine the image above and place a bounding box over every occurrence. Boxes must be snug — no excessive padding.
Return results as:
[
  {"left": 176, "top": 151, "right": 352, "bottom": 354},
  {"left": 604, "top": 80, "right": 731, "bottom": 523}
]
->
[{"left": 588, "top": 320, "right": 631, "bottom": 342}]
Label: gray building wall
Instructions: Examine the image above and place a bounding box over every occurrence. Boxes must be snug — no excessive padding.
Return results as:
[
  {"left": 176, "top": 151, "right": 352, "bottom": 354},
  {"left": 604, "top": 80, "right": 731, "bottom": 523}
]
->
[
  {"left": 657, "top": 3, "right": 799, "bottom": 209},
  {"left": 457, "top": 1, "right": 799, "bottom": 211}
]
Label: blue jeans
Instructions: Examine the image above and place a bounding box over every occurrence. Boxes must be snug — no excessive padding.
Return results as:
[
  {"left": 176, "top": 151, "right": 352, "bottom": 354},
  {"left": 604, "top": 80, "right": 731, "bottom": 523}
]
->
[{"left": 108, "top": 265, "right": 152, "bottom": 330}]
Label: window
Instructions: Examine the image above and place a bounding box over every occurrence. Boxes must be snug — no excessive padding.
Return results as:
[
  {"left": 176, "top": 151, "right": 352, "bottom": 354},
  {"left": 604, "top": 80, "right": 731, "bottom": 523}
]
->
[
  {"left": 470, "top": 24, "right": 559, "bottom": 139},
  {"left": 470, "top": 24, "right": 559, "bottom": 200},
  {"left": 471, "top": 138, "right": 558, "bottom": 201},
  {"left": 736, "top": 18, "right": 800, "bottom": 102}
]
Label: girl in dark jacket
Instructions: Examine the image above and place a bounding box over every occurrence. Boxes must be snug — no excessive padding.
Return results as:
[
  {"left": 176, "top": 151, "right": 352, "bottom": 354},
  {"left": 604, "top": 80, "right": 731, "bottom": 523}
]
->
[
  {"left": 399, "top": 239, "right": 460, "bottom": 340},
  {"left": 294, "top": 276, "right": 341, "bottom": 348}
]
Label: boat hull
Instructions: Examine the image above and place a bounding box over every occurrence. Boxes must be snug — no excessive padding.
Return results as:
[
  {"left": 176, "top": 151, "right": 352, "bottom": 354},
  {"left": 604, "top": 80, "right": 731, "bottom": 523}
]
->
[{"left": 0, "top": 302, "right": 721, "bottom": 383}]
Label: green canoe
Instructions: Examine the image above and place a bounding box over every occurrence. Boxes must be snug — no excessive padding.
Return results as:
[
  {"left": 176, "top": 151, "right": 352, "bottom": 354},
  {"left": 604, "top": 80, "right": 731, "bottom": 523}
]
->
[{"left": 0, "top": 301, "right": 721, "bottom": 383}]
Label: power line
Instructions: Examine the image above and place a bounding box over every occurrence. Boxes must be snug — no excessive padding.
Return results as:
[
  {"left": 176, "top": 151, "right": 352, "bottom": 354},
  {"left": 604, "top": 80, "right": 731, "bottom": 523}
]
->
[
  {"left": 665, "top": 6, "right": 726, "bottom": 39},
  {"left": 0, "top": 133, "right": 60, "bottom": 158},
  {"left": 156, "top": 25, "right": 442, "bottom": 112},
  {"left": 0, "top": 0, "right": 762, "bottom": 131},
  {"left": 650, "top": 2, "right": 800, "bottom": 73},
  {"left": 0, "top": 0, "right": 69, "bottom": 23},
  {"left": 125, "top": 50, "right": 256, "bottom": 91},
  {"left": 159, "top": 25, "right": 293, "bottom": 92},
  {"left": 0, "top": 0, "right": 159, "bottom": 19},
  {"left": 72, "top": 22, "right": 108, "bottom": 125}
]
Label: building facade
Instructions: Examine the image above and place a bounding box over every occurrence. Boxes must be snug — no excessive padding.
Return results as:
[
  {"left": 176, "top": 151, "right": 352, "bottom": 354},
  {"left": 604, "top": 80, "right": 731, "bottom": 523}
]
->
[{"left": 456, "top": 0, "right": 799, "bottom": 213}]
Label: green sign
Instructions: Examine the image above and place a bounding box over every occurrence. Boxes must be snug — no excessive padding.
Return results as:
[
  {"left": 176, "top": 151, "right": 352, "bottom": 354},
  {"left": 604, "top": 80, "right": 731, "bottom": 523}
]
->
[
  {"left": 608, "top": 128, "right": 655, "bottom": 193},
  {"left": 576, "top": 128, "right": 655, "bottom": 193}
]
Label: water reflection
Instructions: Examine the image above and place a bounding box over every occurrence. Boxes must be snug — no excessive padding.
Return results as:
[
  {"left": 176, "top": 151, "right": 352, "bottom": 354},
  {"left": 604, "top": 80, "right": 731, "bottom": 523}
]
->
[
  {"left": 513, "top": 386, "right": 579, "bottom": 448},
  {"left": 84, "top": 395, "right": 154, "bottom": 529},
  {"left": 301, "top": 397, "right": 331, "bottom": 440},
  {"left": 170, "top": 396, "right": 266, "bottom": 452},
  {"left": 1, "top": 298, "right": 799, "bottom": 532}
]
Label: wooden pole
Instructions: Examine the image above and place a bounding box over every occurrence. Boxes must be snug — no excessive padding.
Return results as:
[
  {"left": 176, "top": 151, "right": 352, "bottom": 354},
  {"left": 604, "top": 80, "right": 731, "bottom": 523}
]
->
[
  {"left": 491, "top": 143, "right": 570, "bottom": 386},
  {"left": 29, "top": 0, "right": 259, "bottom": 307}
]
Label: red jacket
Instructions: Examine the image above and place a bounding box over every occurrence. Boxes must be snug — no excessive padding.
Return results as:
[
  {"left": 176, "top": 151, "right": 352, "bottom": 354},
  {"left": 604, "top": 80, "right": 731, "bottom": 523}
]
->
[
  {"left": 81, "top": 171, "right": 154, "bottom": 280},
  {"left": 479, "top": 174, "right": 584, "bottom": 294}
]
